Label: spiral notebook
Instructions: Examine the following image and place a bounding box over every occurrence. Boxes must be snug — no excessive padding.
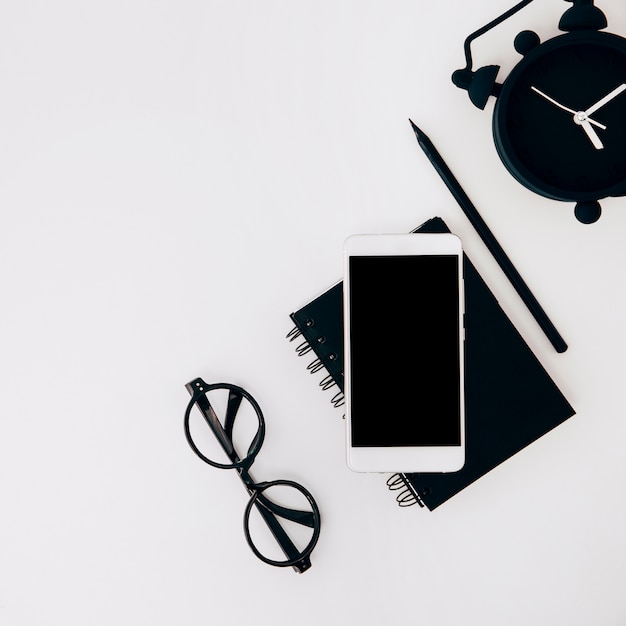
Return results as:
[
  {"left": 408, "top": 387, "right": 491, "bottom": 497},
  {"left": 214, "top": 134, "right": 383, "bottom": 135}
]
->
[{"left": 287, "top": 217, "right": 575, "bottom": 510}]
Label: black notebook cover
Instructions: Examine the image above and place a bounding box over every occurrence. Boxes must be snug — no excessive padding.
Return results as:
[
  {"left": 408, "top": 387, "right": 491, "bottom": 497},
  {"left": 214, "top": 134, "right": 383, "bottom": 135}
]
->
[{"left": 288, "top": 217, "right": 575, "bottom": 510}]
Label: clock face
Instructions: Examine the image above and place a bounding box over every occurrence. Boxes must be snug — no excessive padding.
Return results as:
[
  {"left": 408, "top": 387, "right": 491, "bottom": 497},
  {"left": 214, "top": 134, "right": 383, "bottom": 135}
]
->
[{"left": 493, "top": 31, "right": 626, "bottom": 202}]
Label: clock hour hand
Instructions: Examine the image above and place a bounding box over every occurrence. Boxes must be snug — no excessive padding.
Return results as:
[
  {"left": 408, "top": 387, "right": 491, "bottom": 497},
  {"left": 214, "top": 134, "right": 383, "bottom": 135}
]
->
[
  {"left": 530, "top": 86, "right": 606, "bottom": 129},
  {"left": 579, "top": 118, "right": 604, "bottom": 150},
  {"left": 584, "top": 83, "right": 626, "bottom": 116}
]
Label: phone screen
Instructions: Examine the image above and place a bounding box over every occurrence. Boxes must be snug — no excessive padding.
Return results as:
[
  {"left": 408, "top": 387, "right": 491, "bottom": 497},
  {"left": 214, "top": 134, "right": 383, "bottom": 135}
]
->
[{"left": 348, "top": 254, "right": 462, "bottom": 448}]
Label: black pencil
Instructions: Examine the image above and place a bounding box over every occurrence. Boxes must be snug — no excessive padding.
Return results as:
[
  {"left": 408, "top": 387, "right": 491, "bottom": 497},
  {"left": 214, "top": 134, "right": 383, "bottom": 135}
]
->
[{"left": 409, "top": 119, "right": 568, "bottom": 353}]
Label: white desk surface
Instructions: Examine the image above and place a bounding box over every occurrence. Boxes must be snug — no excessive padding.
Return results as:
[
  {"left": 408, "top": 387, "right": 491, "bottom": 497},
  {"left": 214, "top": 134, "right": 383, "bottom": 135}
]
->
[{"left": 2, "top": 2, "right": 626, "bottom": 624}]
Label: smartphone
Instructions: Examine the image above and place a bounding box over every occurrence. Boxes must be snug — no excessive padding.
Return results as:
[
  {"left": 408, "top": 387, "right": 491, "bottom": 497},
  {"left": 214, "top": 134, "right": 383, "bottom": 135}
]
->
[{"left": 343, "top": 233, "right": 465, "bottom": 473}]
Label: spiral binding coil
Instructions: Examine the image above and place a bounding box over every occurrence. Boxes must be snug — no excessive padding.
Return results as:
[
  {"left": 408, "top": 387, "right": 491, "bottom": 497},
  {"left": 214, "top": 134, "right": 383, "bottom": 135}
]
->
[
  {"left": 306, "top": 358, "right": 326, "bottom": 375},
  {"left": 287, "top": 326, "right": 345, "bottom": 408},
  {"left": 386, "top": 474, "right": 423, "bottom": 508},
  {"left": 286, "top": 326, "right": 301, "bottom": 341}
]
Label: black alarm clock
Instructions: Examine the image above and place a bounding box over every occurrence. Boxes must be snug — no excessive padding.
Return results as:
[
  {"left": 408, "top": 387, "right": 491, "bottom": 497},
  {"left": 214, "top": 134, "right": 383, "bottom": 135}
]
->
[{"left": 453, "top": 0, "right": 626, "bottom": 223}]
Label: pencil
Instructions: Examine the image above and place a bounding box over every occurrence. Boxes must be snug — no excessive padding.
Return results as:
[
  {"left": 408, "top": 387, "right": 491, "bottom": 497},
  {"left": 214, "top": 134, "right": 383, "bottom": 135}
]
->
[{"left": 409, "top": 119, "right": 568, "bottom": 353}]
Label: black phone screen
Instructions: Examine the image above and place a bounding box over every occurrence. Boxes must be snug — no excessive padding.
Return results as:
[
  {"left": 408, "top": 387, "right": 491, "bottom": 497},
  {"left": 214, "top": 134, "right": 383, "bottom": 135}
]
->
[{"left": 348, "top": 254, "right": 462, "bottom": 447}]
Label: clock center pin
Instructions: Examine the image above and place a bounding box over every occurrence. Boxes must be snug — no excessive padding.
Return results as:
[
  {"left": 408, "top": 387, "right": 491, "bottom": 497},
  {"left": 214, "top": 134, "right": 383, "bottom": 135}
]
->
[{"left": 574, "top": 111, "right": 588, "bottom": 125}]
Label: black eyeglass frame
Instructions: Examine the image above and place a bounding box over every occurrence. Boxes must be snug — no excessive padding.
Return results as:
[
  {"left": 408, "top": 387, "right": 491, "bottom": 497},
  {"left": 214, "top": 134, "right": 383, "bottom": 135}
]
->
[{"left": 184, "top": 378, "right": 321, "bottom": 573}]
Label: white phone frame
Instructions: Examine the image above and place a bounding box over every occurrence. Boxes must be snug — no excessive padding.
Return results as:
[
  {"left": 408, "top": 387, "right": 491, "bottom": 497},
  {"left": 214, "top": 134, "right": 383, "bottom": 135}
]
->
[{"left": 343, "top": 233, "right": 465, "bottom": 473}]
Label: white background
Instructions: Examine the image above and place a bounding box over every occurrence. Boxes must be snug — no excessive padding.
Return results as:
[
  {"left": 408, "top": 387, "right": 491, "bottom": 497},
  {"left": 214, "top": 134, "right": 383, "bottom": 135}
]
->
[{"left": 1, "top": 1, "right": 626, "bottom": 624}]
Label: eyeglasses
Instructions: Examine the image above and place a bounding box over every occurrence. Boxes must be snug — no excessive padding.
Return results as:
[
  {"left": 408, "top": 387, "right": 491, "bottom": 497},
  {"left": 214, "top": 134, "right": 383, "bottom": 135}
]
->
[{"left": 183, "top": 378, "right": 321, "bottom": 573}]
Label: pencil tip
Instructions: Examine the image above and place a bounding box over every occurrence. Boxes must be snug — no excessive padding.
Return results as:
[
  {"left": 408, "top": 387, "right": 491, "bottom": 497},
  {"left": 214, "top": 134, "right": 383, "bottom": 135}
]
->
[{"left": 409, "top": 119, "right": 425, "bottom": 141}]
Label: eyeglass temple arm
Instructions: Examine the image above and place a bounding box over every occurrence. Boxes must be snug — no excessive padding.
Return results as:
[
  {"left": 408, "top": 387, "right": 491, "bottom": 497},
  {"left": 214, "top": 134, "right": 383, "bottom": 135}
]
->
[
  {"left": 225, "top": 391, "right": 315, "bottom": 570},
  {"left": 255, "top": 492, "right": 317, "bottom": 528},
  {"left": 250, "top": 490, "right": 312, "bottom": 573},
  {"left": 185, "top": 383, "right": 240, "bottom": 464}
]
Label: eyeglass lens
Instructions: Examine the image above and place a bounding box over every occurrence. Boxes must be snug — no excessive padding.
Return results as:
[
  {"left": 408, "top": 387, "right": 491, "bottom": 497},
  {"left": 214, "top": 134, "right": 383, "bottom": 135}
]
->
[
  {"left": 244, "top": 480, "right": 319, "bottom": 568},
  {"left": 185, "top": 385, "right": 263, "bottom": 468}
]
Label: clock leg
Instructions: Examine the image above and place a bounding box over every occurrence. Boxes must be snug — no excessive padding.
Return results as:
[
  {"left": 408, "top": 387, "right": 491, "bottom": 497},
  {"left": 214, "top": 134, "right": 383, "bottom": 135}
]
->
[{"left": 574, "top": 201, "right": 602, "bottom": 224}]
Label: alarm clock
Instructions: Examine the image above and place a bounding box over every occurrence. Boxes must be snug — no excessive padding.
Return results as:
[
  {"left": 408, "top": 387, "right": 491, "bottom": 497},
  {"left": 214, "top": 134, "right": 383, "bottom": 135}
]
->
[{"left": 452, "top": 0, "right": 626, "bottom": 223}]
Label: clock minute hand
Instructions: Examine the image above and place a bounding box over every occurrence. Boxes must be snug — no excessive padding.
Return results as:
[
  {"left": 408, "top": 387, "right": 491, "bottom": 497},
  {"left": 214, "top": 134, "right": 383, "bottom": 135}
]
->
[
  {"left": 584, "top": 83, "right": 626, "bottom": 116},
  {"left": 530, "top": 86, "right": 606, "bottom": 130}
]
